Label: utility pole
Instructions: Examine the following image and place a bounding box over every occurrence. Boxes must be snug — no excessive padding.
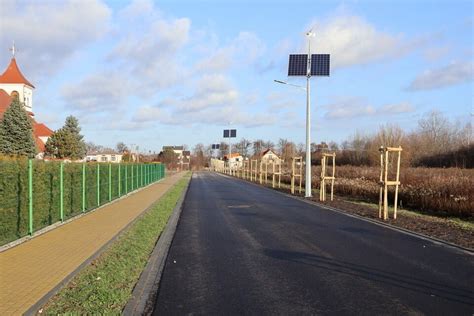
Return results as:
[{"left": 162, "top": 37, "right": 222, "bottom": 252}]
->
[{"left": 305, "top": 30, "right": 314, "bottom": 197}]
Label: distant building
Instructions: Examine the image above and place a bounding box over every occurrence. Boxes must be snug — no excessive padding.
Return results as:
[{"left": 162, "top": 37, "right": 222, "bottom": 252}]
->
[
  {"left": 224, "top": 152, "right": 243, "bottom": 168},
  {"left": 259, "top": 149, "right": 281, "bottom": 164},
  {"left": 86, "top": 150, "right": 123, "bottom": 163},
  {"left": 162, "top": 145, "right": 184, "bottom": 158},
  {"left": 0, "top": 46, "right": 53, "bottom": 156}
]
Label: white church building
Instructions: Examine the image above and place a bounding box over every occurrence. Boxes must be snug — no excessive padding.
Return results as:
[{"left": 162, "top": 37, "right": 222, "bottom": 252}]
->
[{"left": 0, "top": 44, "right": 53, "bottom": 155}]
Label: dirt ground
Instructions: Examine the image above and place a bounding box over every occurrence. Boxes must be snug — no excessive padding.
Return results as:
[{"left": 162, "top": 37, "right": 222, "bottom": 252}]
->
[{"left": 235, "top": 176, "right": 474, "bottom": 251}]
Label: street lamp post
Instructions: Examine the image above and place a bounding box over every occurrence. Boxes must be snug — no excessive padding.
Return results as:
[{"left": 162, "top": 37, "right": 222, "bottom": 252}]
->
[
  {"left": 304, "top": 30, "right": 315, "bottom": 198},
  {"left": 275, "top": 30, "right": 318, "bottom": 198},
  {"left": 273, "top": 79, "right": 311, "bottom": 197}
]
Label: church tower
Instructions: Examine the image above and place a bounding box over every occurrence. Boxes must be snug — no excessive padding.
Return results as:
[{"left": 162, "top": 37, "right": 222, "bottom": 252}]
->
[{"left": 0, "top": 43, "right": 35, "bottom": 114}]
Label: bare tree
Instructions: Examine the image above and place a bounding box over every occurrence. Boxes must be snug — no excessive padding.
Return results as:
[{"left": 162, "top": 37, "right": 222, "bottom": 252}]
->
[
  {"left": 116, "top": 142, "right": 128, "bottom": 153},
  {"left": 219, "top": 142, "right": 229, "bottom": 158},
  {"left": 252, "top": 139, "right": 264, "bottom": 156},
  {"left": 235, "top": 138, "right": 252, "bottom": 157},
  {"left": 296, "top": 143, "right": 305, "bottom": 156},
  {"left": 192, "top": 143, "right": 206, "bottom": 169},
  {"left": 262, "top": 140, "right": 275, "bottom": 151}
]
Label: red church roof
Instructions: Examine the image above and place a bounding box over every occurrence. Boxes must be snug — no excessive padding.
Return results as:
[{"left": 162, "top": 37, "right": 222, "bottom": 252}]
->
[
  {"left": 34, "top": 121, "right": 53, "bottom": 137},
  {"left": 0, "top": 58, "right": 35, "bottom": 88},
  {"left": 0, "top": 89, "right": 12, "bottom": 119}
]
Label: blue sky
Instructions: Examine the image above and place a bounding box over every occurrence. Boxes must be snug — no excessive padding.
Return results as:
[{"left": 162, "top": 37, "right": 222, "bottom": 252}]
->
[{"left": 0, "top": 0, "right": 472, "bottom": 153}]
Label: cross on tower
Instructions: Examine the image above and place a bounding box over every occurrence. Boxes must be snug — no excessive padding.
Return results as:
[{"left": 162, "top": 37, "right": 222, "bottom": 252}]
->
[{"left": 9, "top": 41, "right": 17, "bottom": 57}]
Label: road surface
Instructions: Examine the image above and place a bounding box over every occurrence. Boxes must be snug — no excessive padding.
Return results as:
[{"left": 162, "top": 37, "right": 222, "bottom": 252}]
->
[{"left": 154, "top": 172, "right": 473, "bottom": 315}]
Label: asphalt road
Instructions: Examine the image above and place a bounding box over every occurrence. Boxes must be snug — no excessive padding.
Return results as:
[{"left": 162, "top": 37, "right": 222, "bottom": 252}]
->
[{"left": 154, "top": 172, "right": 474, "bottom": 315}]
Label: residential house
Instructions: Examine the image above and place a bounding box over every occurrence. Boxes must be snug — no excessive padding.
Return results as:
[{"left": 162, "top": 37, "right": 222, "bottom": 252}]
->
[
  {"left": 224, "top": 152, "right": 243, "bottom": 168},
  {"left": 259, "top": 149, "right": 281, "bottom": 164},
  {"left": 86, "top": 150, "right": 123, "bottom": 163}
]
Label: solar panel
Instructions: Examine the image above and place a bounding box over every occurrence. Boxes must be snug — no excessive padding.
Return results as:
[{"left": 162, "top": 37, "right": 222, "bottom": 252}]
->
[
  {"left": 288, "top": 54, "right": 308, "bottom": 76},
  {"left": 288, "top": 54, "right": 330, "bottom": 76},
  {"left": 311, "top": 54, "right": 330, "bottom": 76},
  {"left": 223, "top": 129, "right": 237, "bottom": 138}
]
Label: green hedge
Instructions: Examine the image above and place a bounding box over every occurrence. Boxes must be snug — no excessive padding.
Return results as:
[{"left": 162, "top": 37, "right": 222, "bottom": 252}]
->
[{"left": 0, "top": 157, "right": 165, "bottom": 246}]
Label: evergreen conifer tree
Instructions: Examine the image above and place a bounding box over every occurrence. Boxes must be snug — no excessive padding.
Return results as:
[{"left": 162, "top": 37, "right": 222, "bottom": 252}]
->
[
  {"left": 45, "top": 115, "right": 86, "bottom": 159},
  {"left": 0, "top": 97, "right": 36, "bottom": 157}
]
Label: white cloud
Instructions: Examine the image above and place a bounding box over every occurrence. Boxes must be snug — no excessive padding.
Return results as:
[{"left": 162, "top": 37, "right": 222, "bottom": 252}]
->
[
  {"left": 423, "top": 46, "right": 450, "bottom": 62},
  {"left": 379, "top": 102, "right": 414, "bottom": 114},
  {"left": 167, "top": 74, "right": 239, "bottom": 112},
  {"left": 407, "top": 61, "right": 473, "bottom": 91},
  {"left": 324, "top": 97, "right": 414, "bottom": 119},
  {"left": 132, "top": 103, "right": 274, "bottom": 128},
  {"left": 109, "top": 3, "right": 191, "bottom": 92},
  {"left": 117, "top": 0, "right": 154, "bottom": 20},
  {"left": 133, "top": 105, "right": 164, "bottom": 122},
  {"left": 61, "top": 71, "right": 129, "bottom": 112},
  {"left": 325, "top": 97, "right": 376, "bottom": 119},
  {"left": 306, "top": 14, "right": 414, "bottom": 68},
  {"left": 0, "top": 0, "right": 111, "bottom": 79},
  {"left": 194, "top": 31, "right": 266, "bottom": 73}
]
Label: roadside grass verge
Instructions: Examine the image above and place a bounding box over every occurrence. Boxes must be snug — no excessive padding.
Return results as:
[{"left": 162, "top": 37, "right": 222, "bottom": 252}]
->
[
  {"left": 350, "top": 200, "right": 474, "bottom": 231},
  {"left": 40, "top": 173, "right": 191, "bottom": 315}
]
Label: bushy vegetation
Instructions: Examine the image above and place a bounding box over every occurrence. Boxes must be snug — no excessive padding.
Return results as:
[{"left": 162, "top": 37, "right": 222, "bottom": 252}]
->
[
  {"left": 0, "top": 156, "right": 165, "bottom": 246},
  {"left": 321, "top": 166, "right": 473, "bottom": 217},
  {"left": 275, "top": 165, "right": 473, "bottom": 218}
]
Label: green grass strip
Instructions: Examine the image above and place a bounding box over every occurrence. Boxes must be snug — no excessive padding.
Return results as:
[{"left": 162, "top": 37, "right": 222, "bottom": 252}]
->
[{"left": 41, "top": 174, "right": 191, "bottom": 315}]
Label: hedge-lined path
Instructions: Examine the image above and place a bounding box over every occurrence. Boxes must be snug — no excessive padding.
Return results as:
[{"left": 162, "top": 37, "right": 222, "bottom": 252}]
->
[{"left": 0, "top": 171, "right": 184, "bottom": 315}]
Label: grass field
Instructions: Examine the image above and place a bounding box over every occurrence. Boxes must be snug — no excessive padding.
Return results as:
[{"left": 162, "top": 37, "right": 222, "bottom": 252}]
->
[{"left": 40, "top": 173, "right": 190, "bottom": 314}]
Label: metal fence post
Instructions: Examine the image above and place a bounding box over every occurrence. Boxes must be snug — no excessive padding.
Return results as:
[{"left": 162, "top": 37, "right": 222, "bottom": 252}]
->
[
  {"left": 125, "top": 164, "right": 128, "bottom": 194},
  {"left": 97, "top": 164, "right": 100, "bottom": 206},
  {"left": 82, "top": 163, "right": 86, "bottom": 212},
  {"left": 108, "top": 163, "right": 112, "bottom": 201},
  {"left": 136, "top": 164, "right": 139, "bottom": 188},
  {"left": 118, "top": 163, "right": 121, "bottom": 196},
  {"left": 141, "top": 164, "right": 143, "bottom": 187},
  {"left": 60, "top": 162, "right": 64, "bottom": 222},
  {"left": 131, "top": 163, "right": 134, "bottom": 191},
  {"left": 28, "top": 159, "right": 33, "bottom": 235}
]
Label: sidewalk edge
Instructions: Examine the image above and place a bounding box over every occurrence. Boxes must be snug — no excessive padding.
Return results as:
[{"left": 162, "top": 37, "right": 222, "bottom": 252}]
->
[{"left": 122, "top": 174, "right": 191, "bottom": 316}]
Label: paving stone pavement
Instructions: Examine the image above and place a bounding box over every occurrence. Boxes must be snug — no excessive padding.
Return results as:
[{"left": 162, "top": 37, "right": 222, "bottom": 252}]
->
[{"left": 0, "top": 172, "right": 185, "bottom": 315}]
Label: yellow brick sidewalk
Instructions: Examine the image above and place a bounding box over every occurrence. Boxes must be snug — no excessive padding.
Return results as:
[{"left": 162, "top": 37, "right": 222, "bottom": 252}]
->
[{"left": 0, "top": 172, "right": 185, "bottom": 315}]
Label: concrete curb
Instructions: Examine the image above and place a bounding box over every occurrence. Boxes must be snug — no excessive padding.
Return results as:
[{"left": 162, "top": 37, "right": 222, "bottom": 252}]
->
[
  {"left": 216, "top": 172, "right": 474, "bottom": 256},
  {"left": 23, "top": 177, "right": 173, "bottom": 316},
  {"left": 122, "top": 175, "right": 192, "bottom": 316}
]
